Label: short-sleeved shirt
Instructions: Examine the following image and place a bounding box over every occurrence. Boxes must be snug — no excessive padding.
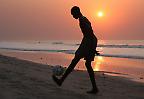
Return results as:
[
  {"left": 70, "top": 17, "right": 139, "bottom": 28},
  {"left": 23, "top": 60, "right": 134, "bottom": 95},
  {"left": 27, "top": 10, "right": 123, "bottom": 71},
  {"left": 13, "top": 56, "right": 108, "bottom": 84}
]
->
[{"left": 75, "top": 16, "right": 97, "bottom": 61}]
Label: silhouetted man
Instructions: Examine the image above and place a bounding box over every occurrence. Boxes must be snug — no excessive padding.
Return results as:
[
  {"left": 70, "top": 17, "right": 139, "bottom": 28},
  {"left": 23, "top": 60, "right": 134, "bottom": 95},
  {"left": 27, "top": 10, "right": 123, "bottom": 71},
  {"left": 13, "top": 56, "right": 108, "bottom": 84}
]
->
[{"left": 52, "top": 6, "right": 99, "bottom": 94}]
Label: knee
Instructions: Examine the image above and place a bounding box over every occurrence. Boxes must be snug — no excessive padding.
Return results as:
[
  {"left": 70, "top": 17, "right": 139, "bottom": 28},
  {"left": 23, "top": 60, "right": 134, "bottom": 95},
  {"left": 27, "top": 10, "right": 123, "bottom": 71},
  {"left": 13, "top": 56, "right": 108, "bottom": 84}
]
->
[
  {"left": 72, "top": 56, "right": 80, "bottom": 63},
  {"left": 85, "top": 61, "right": 91, "bottom": 67},
  {"left": 74, "top": 55, "right": 81, "bottom": 61},
  {"left": 85, "top": 62, "right": 88, "bottom": 66}
]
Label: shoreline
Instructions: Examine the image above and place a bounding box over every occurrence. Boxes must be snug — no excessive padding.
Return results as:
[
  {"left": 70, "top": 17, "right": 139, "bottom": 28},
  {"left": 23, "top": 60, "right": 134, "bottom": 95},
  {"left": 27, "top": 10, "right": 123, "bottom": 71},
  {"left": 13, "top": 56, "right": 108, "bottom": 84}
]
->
[
  {"left": 0, "top": 53, "right": 144, "bottom": 98},
  {"left": 0, "top": 50, "right": 144, "bottom": 83}
]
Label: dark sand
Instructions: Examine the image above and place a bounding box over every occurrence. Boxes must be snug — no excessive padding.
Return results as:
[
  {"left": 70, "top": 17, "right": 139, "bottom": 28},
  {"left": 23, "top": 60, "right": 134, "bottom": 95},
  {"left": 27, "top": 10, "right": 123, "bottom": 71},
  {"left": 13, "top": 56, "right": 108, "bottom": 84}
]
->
[{"left": 0, "top": 54, "right": 144, "bottom": 99}]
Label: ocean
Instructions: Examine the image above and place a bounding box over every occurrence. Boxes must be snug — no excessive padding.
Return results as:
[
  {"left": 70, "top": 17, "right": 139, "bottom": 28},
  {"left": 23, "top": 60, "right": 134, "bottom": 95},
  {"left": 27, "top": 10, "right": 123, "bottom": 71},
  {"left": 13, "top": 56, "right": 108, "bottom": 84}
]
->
[
  {"left": 0, "top": 40, "right": 144, "bottom": 82},
  {"left": 0, "top": 40, "right": 144, "bottom": 59}
]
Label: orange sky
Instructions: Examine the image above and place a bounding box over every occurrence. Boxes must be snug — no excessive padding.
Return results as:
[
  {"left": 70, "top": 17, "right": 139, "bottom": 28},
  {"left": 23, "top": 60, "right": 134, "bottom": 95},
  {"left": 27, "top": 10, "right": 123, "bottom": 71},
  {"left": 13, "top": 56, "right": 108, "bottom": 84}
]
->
[{"left": 0, "top": 0, "right": 144, "bottom": 40}]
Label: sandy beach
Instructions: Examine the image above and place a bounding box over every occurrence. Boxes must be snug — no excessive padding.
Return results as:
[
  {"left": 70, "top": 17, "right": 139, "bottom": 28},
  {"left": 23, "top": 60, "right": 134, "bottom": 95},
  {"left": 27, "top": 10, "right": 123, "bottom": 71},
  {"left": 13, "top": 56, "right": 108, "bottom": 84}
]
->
[
  {"left": 0, "top": 0, "right": 144, "bottom": 98},
  {"left": 0, "top": 52, "right": 144, "bottom": 99}
]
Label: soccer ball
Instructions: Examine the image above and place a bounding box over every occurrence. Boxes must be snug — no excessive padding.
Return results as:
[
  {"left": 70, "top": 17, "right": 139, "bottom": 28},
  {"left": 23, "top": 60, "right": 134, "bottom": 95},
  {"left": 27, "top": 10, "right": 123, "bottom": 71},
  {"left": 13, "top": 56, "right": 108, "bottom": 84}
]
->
[{"left": 52, "top": 65, "right": 65, "bottom": 76}]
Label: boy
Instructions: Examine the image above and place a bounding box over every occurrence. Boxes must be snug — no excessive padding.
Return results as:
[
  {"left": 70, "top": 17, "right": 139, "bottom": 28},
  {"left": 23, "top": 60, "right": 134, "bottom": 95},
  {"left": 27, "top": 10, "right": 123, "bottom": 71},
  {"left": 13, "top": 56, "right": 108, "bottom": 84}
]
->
[{"left": 52, "top": 6, "right": 99, "bottom": 94}]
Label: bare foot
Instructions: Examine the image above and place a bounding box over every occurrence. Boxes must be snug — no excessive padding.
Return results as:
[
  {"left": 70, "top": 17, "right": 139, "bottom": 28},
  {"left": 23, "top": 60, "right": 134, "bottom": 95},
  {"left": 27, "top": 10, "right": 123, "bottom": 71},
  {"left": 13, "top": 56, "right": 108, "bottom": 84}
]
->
[
  {"left": 52, "top": 75, "right": 62, "bottom": 86},
  {"left": 87, "top": 89, "right": 99, "bottom": 94}
]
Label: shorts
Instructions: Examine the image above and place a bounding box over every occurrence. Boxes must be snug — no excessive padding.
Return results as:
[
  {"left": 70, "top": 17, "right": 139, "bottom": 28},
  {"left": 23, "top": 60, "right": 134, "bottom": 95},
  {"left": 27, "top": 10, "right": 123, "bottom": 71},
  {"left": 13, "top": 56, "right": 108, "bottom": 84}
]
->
[{"left": 75, "top": 36, "right": 97, "bottom": 61}]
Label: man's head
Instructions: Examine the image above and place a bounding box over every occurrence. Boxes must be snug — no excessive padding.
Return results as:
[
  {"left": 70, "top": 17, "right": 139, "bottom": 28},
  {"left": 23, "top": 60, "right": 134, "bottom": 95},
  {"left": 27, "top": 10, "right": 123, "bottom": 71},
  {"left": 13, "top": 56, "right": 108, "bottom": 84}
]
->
[{"left": 71, "top": 6, "right": 82, "bottom": 19}]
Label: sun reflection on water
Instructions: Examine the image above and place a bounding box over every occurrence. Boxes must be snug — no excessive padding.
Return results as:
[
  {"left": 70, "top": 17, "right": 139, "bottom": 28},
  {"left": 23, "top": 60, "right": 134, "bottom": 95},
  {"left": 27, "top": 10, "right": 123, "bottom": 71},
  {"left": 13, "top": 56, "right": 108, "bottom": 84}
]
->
[{"left": 93, "top": 56, "right": 104, "bottom": 71}]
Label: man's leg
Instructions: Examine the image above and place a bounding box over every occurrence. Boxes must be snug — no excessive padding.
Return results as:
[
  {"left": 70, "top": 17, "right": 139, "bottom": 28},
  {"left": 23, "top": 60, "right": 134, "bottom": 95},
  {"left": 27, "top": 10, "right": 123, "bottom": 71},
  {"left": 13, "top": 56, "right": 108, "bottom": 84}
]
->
[
  {"left": 85, "top": 60, "right": 99, "bottom": 94},
  {"left": 53, "top": 56, "right": 80, "bottom": 86}
]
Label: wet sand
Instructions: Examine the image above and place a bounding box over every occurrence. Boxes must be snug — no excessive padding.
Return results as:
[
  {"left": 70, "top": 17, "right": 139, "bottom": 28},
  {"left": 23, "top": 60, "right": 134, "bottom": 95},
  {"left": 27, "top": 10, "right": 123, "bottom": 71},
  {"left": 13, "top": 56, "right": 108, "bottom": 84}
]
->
[
  {"left": 0, "top": 51, "right": 144, "bottom": 99},
  {"left": 1, "top": 50, "right": 144, "bottom": 82}
]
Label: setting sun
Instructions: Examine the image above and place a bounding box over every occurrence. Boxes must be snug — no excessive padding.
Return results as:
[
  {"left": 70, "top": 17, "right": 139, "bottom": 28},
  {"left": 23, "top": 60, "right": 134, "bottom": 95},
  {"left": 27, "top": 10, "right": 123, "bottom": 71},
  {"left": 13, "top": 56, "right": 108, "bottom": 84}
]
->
[{"left": 97, "top": 11, "right": 104, "bottom": 17}]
